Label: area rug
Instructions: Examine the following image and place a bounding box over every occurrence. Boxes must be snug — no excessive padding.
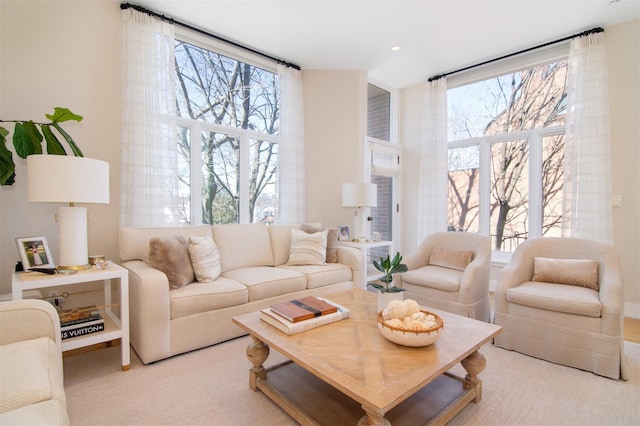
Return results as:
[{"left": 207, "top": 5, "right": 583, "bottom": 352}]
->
[{"left": 64, "top": 338, "right": 639, "bottom": 425}]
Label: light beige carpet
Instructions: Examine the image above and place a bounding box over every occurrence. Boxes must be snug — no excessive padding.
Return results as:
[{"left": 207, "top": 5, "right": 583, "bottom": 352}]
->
[{"left": 64, "top": 337, "right": 639, "bottom": 425}]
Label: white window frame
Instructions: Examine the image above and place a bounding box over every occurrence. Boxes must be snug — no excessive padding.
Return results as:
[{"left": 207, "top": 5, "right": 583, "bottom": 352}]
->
[{"left": 174, "top": 27, "right": 280, "bottom": 225}]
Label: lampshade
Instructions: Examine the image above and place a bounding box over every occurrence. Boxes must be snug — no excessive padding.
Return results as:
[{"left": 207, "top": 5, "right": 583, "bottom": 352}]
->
[
  {"left": 27, "top": 155, "right": 109, "bottom": 204},
  {"left": 26, "top": 155, "right": 109, "bottom": 270},
  {"left": 342, "top": 183, "right": 377, "bottom": 207}
]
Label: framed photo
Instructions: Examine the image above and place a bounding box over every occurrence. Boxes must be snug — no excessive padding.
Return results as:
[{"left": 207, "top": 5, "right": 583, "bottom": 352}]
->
[
  {"left": 338, "top": 225, "right": 350, "bottom": 241},
  {"left": 16, "top": 236, "right": 55, "bottom": 270}
]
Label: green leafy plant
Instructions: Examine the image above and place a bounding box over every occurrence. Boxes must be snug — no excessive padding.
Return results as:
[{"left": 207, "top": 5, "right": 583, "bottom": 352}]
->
[
  {"left": 0, "top": 107, "right": 84, "bottom": 186},
  {"left": 367, "top": 252, "right": 408, "bottom": 293}
]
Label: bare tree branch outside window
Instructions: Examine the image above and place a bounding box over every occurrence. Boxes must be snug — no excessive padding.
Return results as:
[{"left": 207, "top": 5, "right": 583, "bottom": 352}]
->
[
  {"left": 175, "top": 40, "right": 279, "bottom": 225},
  {"left": 447, "top": 61, "right": 567, "bottom": 251}
]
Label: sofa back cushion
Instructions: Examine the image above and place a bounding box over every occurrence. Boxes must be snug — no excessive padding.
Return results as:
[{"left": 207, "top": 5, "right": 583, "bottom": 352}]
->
[
  {"left": 118, "top": 225, "right": 213, "bottom": 264},
  {"left": 213, "top": 223, "right": 273, "bottom": 272},
  {"left": 269, "top": 225, "right": 297, "bottom": 266}
]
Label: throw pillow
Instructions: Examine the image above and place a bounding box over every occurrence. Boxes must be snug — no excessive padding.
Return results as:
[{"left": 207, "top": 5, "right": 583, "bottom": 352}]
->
[
  {"left": 299, "top": 224, "right": 338, "bottom": 263},
  {"left": 188, "top": 235, "right": 221, "bottom": 283},
  {"left": 149, "top": 235, "right": 194, "bottom": 289},
  {"left": 429, "top": 246, "right": 474, "bottom": 271},
  {"left": 287, "top": 228, "right": 328, "bottom": 266},
  {"left": 532, "top": 257, "right": 599, "bottom": 290}
]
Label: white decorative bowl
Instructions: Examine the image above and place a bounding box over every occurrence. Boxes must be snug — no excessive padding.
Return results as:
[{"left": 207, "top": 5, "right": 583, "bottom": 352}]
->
[{"left": 377, "top": 310, "right": 444, "bottom": 347}]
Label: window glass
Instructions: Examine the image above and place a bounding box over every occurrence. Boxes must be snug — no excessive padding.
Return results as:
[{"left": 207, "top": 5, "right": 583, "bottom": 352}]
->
[
  {"left": 447, "top": 60, "right": 567, "bottom": 252},
  {"left": 175, "top": 39, "right": 279, "bottom": 224},
  {"left": 367, "top": 84, "right": 390, "bottom": 141}
]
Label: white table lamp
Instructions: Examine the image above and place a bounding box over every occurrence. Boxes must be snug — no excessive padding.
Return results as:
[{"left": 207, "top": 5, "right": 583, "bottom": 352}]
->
[
  {"left": 342, "top": 183, "right": 377, "bottom": 240},
  {"left": 27, "top": 155, "right": 109, "bottom": 270}
]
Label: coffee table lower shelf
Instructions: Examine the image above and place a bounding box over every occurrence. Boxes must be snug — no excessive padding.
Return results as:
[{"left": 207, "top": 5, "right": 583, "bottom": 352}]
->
[{"left": 255, "top": 360, "right": 477, "bottom": 426}]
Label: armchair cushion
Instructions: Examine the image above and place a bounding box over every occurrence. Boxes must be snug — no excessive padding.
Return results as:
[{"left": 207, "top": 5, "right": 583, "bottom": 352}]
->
[
  {"left": 401, "top": 265, "right": 462, "bottom": 292},
  {"left": 532, "top": 257, "right": 599, "bottom": 290},
  {"left": 429, "top": 246, "right": 473, "bottom": 271},
  {"left": 507, "top": 281, "right": 602, "bottom": 317}
]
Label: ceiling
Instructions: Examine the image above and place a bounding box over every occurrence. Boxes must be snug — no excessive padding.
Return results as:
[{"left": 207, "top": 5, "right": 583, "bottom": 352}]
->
[{"left": 133, "top": 0, "right": 640, "bottom": 89}]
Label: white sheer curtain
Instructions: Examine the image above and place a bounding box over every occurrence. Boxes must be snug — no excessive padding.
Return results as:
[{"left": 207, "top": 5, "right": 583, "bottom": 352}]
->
[
  {"left": 277, "top": 64, "right": 306, "bottom": 225},
  {"left": 562, "top": 32, "right": 613, "bottom": 245},
  {"left": 417, "top": 78, "right": 448, "bottom": 241},
  {"left": 120, "top": 9, "right": 179, "bottom": 227}
]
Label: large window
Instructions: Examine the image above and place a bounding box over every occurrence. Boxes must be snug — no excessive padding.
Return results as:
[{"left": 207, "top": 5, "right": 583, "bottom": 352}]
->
[
  {"left": 447, "top": 60, "right": 567, "bottom": 252},
  {"left": 175, "top": 39, "right": 279, "bottom": 225}
]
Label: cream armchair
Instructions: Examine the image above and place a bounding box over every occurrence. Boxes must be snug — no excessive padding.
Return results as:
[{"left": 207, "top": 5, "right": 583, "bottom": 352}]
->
[
  {"left": 396, "top": 232, "right": 491, "bottom": 322},
  {"left": 493, "top": 237, "right": 625, "bottom": 380}
]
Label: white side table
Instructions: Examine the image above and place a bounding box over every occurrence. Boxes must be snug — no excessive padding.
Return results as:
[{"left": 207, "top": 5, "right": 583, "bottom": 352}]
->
[
  {"left": 336, "top": 240, "right": 393, "bottom": 284},
  {"left": 12, "top": 264, "right": 130, "bottom": 371}
]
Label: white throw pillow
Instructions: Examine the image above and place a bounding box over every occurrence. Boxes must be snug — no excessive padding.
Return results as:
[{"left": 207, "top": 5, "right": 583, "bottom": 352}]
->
[
  {"left": 287, "top": 228, "right": 328, "bottom": 266},
  {"left": 188, "top": 235, "right": 221, "bottom": 283}
]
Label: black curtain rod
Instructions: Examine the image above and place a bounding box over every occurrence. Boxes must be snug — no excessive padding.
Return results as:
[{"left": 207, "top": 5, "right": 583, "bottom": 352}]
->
[
  {"left": 428, "top": 27, "right": 604, "bottom": 82},
  {"left": 120, "top": 2, "right": 301, "bottom": 70}
]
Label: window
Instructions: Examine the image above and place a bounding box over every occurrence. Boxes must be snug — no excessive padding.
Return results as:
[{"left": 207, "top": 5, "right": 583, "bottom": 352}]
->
[
  {"left": 175, "top": 39, "right": 279, "bottom": 225},
  {"left": 447, "top": 60, "right": 568, "bottom": 253}
]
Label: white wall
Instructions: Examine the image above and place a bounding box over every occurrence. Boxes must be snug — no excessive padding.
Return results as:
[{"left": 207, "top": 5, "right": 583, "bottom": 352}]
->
[
  {"left": 399, "top": 19, "right": 640, "bottom": 315},
  {"left": 302, "top": 70, "right": 369, "bottom": 229},
  {"left": 0, "top": 1, "right": 121, "bottom": 294}
]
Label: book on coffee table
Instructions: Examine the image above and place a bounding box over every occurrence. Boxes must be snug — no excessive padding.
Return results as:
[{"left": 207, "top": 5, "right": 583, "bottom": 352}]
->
[
  {"left": 261, "top": 298, "right": 349, "bottom": 335},
  {"left": 270, "top": 296, "right": 338, "bottom": 322}
]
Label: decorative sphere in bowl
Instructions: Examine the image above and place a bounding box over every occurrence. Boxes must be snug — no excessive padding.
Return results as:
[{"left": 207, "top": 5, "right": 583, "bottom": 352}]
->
[{"left": 377, "top": 309, "right": 444, "bottom": 347}]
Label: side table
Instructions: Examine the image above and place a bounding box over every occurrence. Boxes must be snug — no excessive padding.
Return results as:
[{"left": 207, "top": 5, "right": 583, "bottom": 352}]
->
[
  {"left": 12, "top": 264, "right": 130, "bottom": 371},
  {"left": 336, "top": 240, "right": 393, "bottom": 285}
]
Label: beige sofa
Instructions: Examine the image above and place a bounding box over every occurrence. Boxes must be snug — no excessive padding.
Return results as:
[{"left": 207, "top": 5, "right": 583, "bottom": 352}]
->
[
  {"left": 118, "top": 223, "right": 364, "bottom": 364},
  {"left": 0, "top": 299, "right": 70, "bottom": 425}
]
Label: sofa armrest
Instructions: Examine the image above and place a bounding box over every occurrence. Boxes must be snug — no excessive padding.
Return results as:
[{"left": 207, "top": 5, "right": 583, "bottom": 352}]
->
[
  {"left": 336, "top": 247, "right": 365, "bottom": 288},
  {"left": 0, "top": 299, "right": 61, "bottom": 350},
  {"left": 121, "top": 260, "right": 172, "bottom": 364}
]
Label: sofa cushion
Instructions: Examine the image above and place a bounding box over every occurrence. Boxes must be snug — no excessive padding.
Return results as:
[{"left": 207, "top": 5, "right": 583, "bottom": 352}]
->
[
  {"left": 0, "top": 400, "right": 70, "bottom": 426},
  {"left": 429, "top": 246, "right": 473, "bottom": 271},
  {"left": 279, "top": 263, "right": 352, "bottom": 289},
  {"left": 213, "top": 223, "right": 273, "bottom": 272},
  {"left": 149, "top": 235, "right": 194, "bottom": 289},
  {"left": 532, "top": 257, "right": 599, "bottom": 291},
  {"left": 119, "top": 225, "right": 213, "bottom": 264},
  {"left": 268, "top": 225, "right": 296, "bottom": 266},
  {"left": 287, "top": 228, "right": 327, "bottom": 265},
  {"left": 169, "top": 278, "right": 249, "bottom": 320},
  {"left": 188, "top": 235, "right": 221, "bottom": 283},
  {"left": 400, "top": 265, "right": 462, "bottom": 292},
  {"left": 222, "top": 267, "right": 307, "bottom": 302},
  {"left": 0, "top": 337, "right": 65, "bottom": 414},
  {"left": 506, "top": 281, "right": 602, "bottom": 317}
]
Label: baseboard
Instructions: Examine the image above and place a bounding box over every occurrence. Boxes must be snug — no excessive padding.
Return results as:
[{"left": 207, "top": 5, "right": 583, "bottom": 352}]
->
[{"left": 625, "top": 303, "right": 640, "bottom": 320}]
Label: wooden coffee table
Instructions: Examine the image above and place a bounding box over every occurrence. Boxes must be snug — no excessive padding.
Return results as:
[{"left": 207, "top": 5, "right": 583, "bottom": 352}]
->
[{"left": 232, "top": 289, "right": 502, "bottom": 425}]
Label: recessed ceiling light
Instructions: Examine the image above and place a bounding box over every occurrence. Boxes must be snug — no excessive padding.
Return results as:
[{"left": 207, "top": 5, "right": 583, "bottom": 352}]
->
[{"left": 391, "top": 46, "right": 401, "bottom": 51}]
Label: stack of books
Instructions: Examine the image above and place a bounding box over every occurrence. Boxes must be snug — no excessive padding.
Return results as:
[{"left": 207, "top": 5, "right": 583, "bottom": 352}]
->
[
  {"left": 59, "top": 305, "right": 105, "bottom": 340},
  {"left": 260, "top": 296, "right": 349, "bottom": 335}
]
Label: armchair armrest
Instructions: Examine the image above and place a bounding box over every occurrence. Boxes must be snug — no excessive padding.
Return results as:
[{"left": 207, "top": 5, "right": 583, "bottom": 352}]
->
[{"left": 0, "top": 299, "right": 61, "bottom": 350}]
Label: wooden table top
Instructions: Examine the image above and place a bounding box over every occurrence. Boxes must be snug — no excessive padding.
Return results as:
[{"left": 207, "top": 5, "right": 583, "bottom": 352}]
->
[{"left": 233, "top": 289, "right": 502, "bottom": 413}]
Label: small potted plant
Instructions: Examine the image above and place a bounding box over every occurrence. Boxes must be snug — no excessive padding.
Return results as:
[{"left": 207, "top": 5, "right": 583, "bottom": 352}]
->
[{"left": 368, "top": 252, "right": 408, "bottom": 311}]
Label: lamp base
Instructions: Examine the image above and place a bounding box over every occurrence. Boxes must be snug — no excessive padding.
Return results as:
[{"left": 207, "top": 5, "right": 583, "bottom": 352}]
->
[{"left": 57, "top": 264, "right": 92, "bottom": 272}]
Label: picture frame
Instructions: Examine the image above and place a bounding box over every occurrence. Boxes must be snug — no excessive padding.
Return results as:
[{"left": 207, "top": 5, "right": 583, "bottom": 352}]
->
[
  {"left": 16, "top": 236, "right": 55, "bottom": 270},
  {"left": 338, "top": 225, "right": 350, "bottom": 241}
]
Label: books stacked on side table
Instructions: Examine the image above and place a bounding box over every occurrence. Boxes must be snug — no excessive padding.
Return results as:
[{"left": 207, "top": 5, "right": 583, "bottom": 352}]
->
[
  {"left": 59, "top": 305, "right": 105, "bottom": 340},
  {"left": 260, "top": 296, "right": 349, "bottom": 335}
]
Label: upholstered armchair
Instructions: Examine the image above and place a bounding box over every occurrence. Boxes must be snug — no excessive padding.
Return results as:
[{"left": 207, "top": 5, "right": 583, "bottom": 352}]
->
[
  {"left": 396, "top": 232, "right": 491, "bottom": 322},
  {"left": 493, "top": 237, "right": 625, "bottom": 380}
]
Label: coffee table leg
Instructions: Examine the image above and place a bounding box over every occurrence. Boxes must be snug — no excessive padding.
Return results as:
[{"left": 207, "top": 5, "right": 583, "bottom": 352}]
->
[
  {"left": 246, "top": 336, "right": 270, "bottom": 391},
  {"left": 461, "top": 350, "right": 486, "bottom": 403},
  {"left": 357, "top": 409, "right": 391, "bottom": 426}
]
